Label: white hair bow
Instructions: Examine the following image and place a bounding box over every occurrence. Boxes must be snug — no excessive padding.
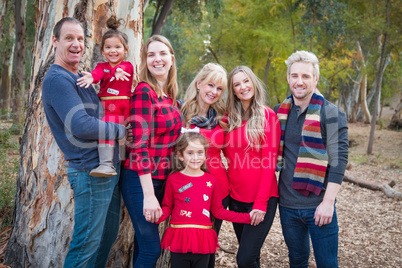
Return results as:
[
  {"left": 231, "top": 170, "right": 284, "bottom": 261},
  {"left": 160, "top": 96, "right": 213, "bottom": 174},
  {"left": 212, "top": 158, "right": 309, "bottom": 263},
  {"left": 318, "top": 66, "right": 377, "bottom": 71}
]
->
[{"left": 181, "top": 127, "right": 200, "bottom": 134}]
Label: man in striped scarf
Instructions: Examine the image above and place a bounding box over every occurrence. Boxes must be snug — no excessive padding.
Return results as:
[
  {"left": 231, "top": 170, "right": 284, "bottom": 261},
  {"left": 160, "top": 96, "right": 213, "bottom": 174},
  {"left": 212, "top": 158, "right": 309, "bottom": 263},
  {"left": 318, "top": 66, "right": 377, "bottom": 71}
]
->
[{"left": 274, "top": 51, "right": 348, "bottom": 268}]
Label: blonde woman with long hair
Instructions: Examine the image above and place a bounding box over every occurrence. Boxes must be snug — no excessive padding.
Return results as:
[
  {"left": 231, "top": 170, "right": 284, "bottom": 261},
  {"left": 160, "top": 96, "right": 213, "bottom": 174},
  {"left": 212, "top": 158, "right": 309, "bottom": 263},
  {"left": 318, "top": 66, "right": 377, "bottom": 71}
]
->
[
  {"left": 121, "top": 35, "right": 182, "bottom": 267},
  {"left": 224, "top": 66, "right": 280, "bottom": 267},
  {"left": 180, "top": 63, "right": 229, "bottom": 267}
]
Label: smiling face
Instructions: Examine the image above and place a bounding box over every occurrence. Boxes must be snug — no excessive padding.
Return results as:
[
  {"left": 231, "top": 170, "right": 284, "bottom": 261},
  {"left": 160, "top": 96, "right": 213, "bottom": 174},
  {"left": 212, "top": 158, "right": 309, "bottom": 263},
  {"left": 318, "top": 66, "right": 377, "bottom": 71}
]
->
[
  {"left": 102, "top": 36, "right": 127, "bottom": 67},
  {"left": 178, "top": 139, "right": 206, "bottom": 172},
  {"left": 146, "top": 41, "right": 174, "bottom": 83},
  {"left": 197, "top": 80, "right": 224, "bottom": 108},
  {"left": 52, "top": 22, "right": 85, "bottom": 74},
  {"left": 287, "top": 62, "right": 318, "bottom": 105},
  {"left": 232, "top": 71, "right": 255, "bottom": 110}
]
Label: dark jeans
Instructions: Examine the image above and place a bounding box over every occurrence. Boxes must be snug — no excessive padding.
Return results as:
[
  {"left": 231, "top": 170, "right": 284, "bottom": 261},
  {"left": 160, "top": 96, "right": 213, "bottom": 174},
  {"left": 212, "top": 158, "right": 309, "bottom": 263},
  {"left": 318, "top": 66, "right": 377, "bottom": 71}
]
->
[
  {"left": 171, "top": 252, "right": 210, "bottom": 268},
  {"left": 120, "top": 168, "right": 165, "bottom": 268},
  {"left": 279, "top": 205, "right": 339, "bottom": 268},
  {"left": 229, "top": 197, "right": 278, "bottom": 268},
  {"left": 208, "top": 195, "right": 230, "bottom": 268}
]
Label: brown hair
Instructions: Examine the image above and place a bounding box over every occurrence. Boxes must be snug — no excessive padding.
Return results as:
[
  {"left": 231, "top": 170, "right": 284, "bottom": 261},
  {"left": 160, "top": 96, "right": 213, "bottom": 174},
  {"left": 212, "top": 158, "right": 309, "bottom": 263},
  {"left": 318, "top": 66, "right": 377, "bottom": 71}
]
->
[
  {"left": 100, "top": 15, "right": 129, "bottom": 51},
  {"left": 139, "top": 35, "right": 178, "bottom": 103},
  {"left": 53, "top": 17, "right": 83, "bottom": 41},
  {"left": 170, "top": 132, "right": 209, "bottom": 174}
]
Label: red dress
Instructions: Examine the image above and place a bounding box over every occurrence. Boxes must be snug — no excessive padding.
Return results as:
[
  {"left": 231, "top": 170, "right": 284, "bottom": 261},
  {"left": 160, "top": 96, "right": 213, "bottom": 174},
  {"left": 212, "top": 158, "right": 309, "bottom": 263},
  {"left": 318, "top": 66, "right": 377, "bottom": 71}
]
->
[
  {"left": 91, "top": 61, "right": 133, "bottom": 122},
  {"left": 158, "top": 172, "right": 250, "bottom": 254}
]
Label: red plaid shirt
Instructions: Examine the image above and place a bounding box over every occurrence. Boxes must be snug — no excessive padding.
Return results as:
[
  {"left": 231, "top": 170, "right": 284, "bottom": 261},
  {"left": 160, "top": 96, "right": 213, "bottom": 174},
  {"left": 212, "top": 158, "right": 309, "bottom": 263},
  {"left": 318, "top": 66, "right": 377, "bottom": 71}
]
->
[{"left": 123, "top": 82, "right": 182, "bottom": 179}]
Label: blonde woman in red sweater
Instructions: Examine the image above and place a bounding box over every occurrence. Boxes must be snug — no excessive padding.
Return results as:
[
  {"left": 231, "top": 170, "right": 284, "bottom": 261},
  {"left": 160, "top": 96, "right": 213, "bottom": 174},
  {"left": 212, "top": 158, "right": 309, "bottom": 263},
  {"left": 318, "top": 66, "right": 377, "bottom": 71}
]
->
[{"left": 224, "top": 66, "right": 281, "bottom": 268}]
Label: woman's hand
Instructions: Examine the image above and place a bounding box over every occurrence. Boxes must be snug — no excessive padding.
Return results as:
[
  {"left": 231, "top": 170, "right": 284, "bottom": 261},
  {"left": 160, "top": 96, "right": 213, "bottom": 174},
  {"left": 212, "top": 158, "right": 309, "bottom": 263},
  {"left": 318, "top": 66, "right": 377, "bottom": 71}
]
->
[
  {"left": 250, "top": 209, "right": 266, "bottom": 226},
  {"left": 143, "top": 194, "right": 162, "bottom": 223},
  {"left": 115, "top": 68, "right": 131, "bottom": 81},
  {"left": 77, "top": 71, "right": 94, "bottom": 88}
]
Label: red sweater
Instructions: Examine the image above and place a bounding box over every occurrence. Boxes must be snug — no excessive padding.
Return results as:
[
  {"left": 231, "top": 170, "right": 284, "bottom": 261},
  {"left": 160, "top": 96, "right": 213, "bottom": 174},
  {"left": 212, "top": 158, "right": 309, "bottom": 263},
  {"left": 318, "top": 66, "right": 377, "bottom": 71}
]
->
[
  {"left": 223, "top": 107, "right": 280, "bottom": 211},
  {"left": 158, "top": 172, "right": 250, "bottom": 254},
  {"left": 91, "top": 61, "right": 133, "bottom": 98},
  {"left": 188, "top": 124, "right": 229, "bottom": 199}
]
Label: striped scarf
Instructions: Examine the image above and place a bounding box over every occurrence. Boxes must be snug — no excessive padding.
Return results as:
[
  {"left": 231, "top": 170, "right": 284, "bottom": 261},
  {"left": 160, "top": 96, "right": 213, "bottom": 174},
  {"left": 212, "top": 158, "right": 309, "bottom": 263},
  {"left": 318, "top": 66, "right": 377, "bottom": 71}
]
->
[{"left": 277, "top": 89, "right": 328, "bottom": 196}]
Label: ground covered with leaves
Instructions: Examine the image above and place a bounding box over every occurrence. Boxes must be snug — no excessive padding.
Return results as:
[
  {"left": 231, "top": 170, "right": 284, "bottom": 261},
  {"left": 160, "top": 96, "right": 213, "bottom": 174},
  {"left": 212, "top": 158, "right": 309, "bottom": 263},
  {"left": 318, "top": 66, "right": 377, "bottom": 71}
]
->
[{"left": 215, "top": 122, "right": 402, "bottom": 267}]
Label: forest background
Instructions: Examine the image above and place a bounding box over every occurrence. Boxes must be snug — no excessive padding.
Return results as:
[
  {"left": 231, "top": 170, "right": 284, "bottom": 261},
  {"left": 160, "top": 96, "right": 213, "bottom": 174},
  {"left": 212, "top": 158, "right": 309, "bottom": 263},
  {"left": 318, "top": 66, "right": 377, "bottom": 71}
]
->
[{"left": 0, "top": 0, "right": 401, "bottom": 267}]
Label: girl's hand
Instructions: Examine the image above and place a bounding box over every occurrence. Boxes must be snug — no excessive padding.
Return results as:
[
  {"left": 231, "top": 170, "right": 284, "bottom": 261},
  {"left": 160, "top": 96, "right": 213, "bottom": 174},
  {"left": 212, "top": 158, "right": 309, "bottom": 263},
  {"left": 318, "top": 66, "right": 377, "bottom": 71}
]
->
[
  {"left": 115, "top": 68, "right": 131, "bottom": 81},
  {"left": 76, "top": 71, "right": 94, "bottom": 88},
  {"left": 250, "top": 209, "right": 266, "bottom": 226},
  {"left": 143, "top": 194, "right": 162, "bottom": 223}
]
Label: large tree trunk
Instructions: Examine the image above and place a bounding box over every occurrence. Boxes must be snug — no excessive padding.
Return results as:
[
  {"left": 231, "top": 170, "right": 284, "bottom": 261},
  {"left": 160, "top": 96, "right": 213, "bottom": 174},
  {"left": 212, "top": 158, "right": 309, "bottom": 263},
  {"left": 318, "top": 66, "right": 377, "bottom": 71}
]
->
[
  {"left": 367, "top": 0, "right": 390, "bottom": 154},
  {"left": 11, "top": 0, "right": 27, "bottom": 124},
  {"left": 4, "top": 1, "right": 145, "bottom": 267}
]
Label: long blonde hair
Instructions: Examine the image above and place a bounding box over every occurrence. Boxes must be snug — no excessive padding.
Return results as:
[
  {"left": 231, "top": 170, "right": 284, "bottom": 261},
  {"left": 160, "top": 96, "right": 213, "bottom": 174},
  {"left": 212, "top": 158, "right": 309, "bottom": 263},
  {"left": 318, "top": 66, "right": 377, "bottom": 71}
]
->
[
  {"left": 227, "top": 66, "right": 267, "bottom": 148},
  {"left": 181, "top": 63, "right": 228, "bottom": 128},
  {"left": 139, "top": 35, "right": 179, "bottom": 103}
]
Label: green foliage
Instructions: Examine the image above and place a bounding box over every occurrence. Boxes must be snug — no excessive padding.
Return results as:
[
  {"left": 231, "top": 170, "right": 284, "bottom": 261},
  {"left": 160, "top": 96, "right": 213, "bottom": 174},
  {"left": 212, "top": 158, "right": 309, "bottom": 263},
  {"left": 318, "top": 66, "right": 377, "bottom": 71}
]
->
[
  {"left": 142, "top": 0, "right": 401, "bottom": 111},
  {"left": 0, "top": 126, "right": 19, "bottom": 227}
]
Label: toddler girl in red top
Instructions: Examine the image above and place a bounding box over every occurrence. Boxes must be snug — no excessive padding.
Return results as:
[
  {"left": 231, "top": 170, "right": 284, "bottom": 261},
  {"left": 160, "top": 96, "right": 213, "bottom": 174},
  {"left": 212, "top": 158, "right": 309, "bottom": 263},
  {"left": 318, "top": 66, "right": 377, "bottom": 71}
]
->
[
  {"left": 77, "top": 16, "right": 133, "bottom": 177},
  {"left": 147, "top": 132, "right": 257, "bottom": 268}
]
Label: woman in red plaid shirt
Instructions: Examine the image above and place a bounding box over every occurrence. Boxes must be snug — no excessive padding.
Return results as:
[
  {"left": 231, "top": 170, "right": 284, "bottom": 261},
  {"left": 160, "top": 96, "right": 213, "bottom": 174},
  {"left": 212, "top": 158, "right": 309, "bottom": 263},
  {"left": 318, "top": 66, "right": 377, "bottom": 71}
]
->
[{"left": 121, "top": 35, "right": 182, "bottom": 267}]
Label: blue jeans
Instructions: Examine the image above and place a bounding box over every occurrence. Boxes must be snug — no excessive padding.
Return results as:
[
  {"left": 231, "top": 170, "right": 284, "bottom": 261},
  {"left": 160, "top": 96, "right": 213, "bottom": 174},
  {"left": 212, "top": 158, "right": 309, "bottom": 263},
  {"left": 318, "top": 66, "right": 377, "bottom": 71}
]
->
[
  {"left": 230, "top": 197, "right": 278, "bottom": 268},
  {"left": 279, "top": 205, "right": 339, "bottom": 268},
  {"left": 120, "top": 168, "right": 166, "bottom": 268},
  {"left": 64, "top": 164, "right": 121, "bottom": 268}
]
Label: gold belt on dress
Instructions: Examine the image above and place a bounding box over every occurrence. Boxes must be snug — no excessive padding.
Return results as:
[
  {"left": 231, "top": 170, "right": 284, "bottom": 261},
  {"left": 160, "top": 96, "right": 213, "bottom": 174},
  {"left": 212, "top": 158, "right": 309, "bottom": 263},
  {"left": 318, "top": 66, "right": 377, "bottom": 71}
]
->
[
  {"left": 100, "top": 96, "right": 131, "bottom": 100},
  {"left": 170, "top": 224, "right": 212, "bottom": 229}
]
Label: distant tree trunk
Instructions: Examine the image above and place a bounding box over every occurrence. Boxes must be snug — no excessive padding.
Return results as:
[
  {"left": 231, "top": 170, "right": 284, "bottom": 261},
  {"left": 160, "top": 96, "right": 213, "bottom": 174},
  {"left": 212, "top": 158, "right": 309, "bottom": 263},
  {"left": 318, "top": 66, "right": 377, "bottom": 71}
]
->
[
  {"left": 4, "top": 1, "right": 145, "bottom": 267},
  {"left": 367, "top": 0, "right": 390, "bottom": 154},
  {"left": 264, "top": 47, "right": 273, "bottom": 87},
  {"left": 0, "top": 4, "right": 15, "bottom": 115},
  {"left": 11, "top": 0, "right": 27, "bottom": 124},
  {"left": 152, "top": 0, "right": 174, "bottom": 35},
  {"left": 355, "top": 41, "right": 371, "bottom": 123},
  {"left": 0, "top": 0, "right": 7, "bottom": 39}
]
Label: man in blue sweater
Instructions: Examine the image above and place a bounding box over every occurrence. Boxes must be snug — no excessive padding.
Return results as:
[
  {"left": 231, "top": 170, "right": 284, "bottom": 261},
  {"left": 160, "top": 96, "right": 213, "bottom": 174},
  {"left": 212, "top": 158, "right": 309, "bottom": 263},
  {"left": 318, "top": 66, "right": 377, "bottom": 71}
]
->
[
  {"left": 274, "top": 51, "right": 348, "bottom": 268},
  {"left": 42, "top": 17, "right": 126, "bottom": 268}
]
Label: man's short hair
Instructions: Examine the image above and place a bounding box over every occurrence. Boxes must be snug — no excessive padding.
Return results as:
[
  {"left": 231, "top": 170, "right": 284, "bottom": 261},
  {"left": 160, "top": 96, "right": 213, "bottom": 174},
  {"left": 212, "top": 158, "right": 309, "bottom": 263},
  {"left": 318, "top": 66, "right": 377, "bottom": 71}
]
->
[
  {"left": 285, "top": 51, "right": 320, "bottom": 78},
  {"left": 53, "top": 17, "right": 84, "bottom": 41}
]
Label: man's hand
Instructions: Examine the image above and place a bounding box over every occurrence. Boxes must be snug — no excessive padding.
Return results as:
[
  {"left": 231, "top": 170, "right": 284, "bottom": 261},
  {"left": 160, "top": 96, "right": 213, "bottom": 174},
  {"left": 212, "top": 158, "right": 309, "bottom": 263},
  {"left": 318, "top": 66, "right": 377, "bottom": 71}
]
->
[
  {"left": 77, "top": 71, "right": 94, "bottom": 88},
  {"left": 314, "top": 182, "right": 341, "bottom": 227},
  {"left": 314, "top": 200, "right": 334, "bottom": 227}
]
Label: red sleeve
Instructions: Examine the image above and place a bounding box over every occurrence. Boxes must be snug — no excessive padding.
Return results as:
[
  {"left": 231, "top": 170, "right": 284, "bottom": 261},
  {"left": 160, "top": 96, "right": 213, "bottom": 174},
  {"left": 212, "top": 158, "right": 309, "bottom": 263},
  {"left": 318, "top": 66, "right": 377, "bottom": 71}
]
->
[
  {"left": 125, "top": 85, "right": 153, "bottom": 175},
  {"left": 111, "top": 61, "right": 134, "bottom": 76},
  {"left": 157, "top": 177, "right": 174, "bottom": 224},
  {"left": 210, "top": 178, "right": 251, "bottom": 224},
  {"left": 91, "top": 63, "right": 105, "bottom": 84},
  {"left": 252, "top": 108, "right": 281, "bottom": 211}
]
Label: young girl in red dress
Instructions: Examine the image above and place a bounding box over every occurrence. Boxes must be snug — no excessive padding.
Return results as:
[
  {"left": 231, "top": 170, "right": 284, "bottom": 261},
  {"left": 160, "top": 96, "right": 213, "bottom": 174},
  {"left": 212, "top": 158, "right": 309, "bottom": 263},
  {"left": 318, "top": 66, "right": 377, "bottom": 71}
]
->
[
  {"left": 147, "top": 132, "right": 257, "bottom": 268},
  {"left": 77, "top": 16, "right": 133, "bottom": 177}
]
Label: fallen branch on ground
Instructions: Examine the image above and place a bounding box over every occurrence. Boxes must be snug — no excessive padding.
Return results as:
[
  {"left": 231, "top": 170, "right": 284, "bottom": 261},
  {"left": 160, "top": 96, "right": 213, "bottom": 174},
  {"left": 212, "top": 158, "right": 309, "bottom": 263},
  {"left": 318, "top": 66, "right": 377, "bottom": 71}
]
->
[{"left": 344, "top": 175, "right": 402, "bottom": 199}]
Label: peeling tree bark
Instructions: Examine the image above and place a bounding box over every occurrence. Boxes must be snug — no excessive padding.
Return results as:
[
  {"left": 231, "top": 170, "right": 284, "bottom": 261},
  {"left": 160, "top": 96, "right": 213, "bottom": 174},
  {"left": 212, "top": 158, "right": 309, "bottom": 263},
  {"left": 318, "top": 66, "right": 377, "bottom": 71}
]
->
[{"left": 4, "top": 1, "right": 144, "bottom": 267}]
